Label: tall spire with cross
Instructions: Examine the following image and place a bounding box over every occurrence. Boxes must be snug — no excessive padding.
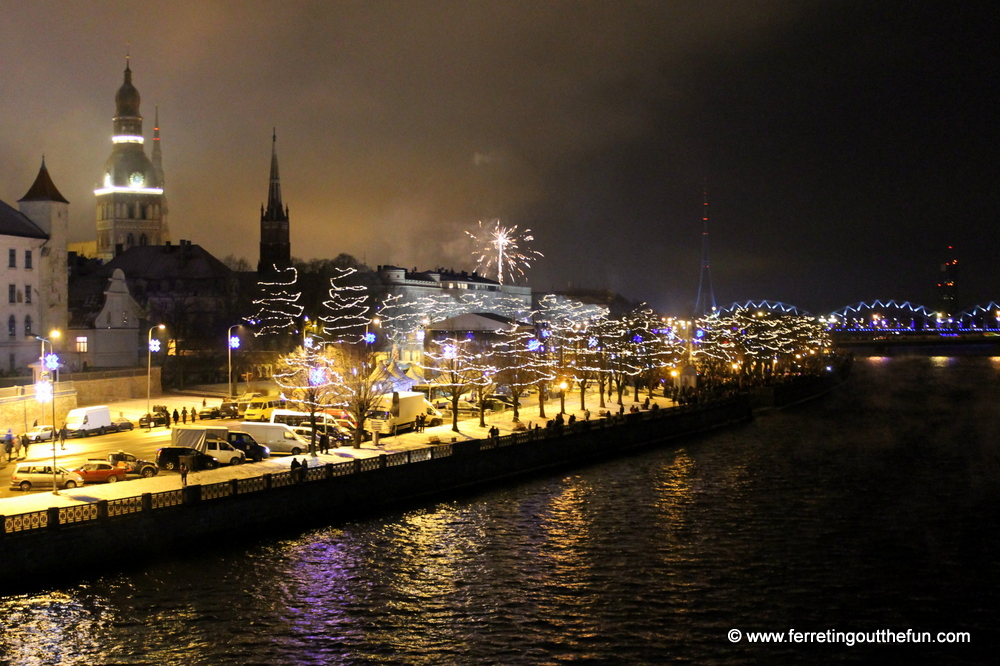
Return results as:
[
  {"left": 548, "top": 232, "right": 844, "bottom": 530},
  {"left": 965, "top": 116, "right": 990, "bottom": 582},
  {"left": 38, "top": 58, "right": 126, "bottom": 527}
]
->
[{"left": 258, "top": 129, "right": 291, "bottom": 273}]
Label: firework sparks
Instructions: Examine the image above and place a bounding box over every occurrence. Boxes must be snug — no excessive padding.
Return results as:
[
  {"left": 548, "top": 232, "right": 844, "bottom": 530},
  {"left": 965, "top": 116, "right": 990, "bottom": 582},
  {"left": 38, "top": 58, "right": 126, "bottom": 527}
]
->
[{"left": 466, "top": 220, "right": 543, "bottom": 285}]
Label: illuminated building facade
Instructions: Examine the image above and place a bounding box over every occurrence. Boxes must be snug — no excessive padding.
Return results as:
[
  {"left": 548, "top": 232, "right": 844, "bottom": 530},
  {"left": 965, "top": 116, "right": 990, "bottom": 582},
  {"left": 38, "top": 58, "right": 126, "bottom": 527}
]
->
[
  {"left": 95, "top": 59, "right": 169, "bottom": 261},
  {"left": 937, "top": 246, "right": 959, "bottom": 318}
]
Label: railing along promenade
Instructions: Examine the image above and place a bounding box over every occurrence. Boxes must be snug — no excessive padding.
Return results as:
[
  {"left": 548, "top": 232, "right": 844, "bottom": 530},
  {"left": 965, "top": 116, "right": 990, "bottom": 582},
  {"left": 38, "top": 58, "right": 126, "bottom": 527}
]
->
[{"left": 1, "top": 401, "right": 735, "bottom": 539}]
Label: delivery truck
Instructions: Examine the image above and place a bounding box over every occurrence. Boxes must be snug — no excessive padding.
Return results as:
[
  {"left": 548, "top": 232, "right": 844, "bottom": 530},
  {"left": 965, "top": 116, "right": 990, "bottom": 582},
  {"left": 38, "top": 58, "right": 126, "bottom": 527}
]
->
[
  {"left": 170, "top": 425, "right": 246, "bottom": 465},
  {"left": 63, "top": 405, "right": 113, "bottom": 437},
  {"left": 364, "top": 391, "right": 443, "bottom": 436}
]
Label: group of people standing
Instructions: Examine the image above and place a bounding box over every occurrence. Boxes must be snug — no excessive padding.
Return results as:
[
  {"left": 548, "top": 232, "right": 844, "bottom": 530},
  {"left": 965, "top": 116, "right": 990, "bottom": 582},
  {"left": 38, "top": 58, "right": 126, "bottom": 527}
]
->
[
  {"left": 171, "top": 407, "right": 200, "bottom": 425},
  {"left": 4, "top": 425, "right": 68, "bottom": 463}
]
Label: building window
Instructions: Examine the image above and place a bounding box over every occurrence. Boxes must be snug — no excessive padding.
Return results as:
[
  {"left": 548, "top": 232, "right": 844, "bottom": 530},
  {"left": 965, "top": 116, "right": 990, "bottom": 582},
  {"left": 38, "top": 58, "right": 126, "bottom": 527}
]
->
[
  {"left": 139, "top": 233, "right": 148, "bottom": 246},
  {"left": 8, "top": 284, "right": 15, "bottom": 304},
  {"left": 24, "top": 315, "right": 32, "bottom": 337},
  {"left": 126, "top": 233, "right": 135, "bottom": 248},
  {"left": 8, "top": 315, "right": 15, "bottom": 337},
  {"left": 8, "top": 249, "right": 15, "bottom": 268},
  {"left": 24, "top": 284, "right": 31, "bottom": 304},
  {"left": 76, "top": 336, "right": 89, "bottom": 353},
  {"left": 25, "top": 250, "right": 32, "bottom": 269}
]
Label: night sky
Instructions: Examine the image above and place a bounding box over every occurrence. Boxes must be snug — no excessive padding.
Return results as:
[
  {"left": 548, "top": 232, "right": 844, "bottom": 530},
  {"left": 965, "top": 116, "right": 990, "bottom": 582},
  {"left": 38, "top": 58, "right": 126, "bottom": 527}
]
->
[{"left": 1, "top": 1, "right": 997, "bottom": 314}]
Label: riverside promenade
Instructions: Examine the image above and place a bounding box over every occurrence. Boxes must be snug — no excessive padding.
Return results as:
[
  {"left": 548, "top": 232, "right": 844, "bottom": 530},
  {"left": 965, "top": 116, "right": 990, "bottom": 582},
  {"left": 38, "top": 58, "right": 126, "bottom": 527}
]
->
[{"left": 0, "top": 390, "right": 680, "bottom": 516}]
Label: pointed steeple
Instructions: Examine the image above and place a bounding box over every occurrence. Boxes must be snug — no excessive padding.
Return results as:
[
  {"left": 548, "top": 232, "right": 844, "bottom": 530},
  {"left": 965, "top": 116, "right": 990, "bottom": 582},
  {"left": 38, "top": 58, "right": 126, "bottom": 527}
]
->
[
  {"left": 259, "top": 129, "right": 291, "bottom": 273},
  {"left": 266, "top": 128, "right": 283, "bottom": 217},
  {"left": 20, "top": 157, "right": 69, "bottom": 204}
]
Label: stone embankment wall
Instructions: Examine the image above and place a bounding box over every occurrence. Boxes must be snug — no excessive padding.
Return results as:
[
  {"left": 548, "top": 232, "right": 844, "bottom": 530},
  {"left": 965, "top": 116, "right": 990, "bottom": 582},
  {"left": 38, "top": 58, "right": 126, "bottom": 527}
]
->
[
  {"left": 0, "top": 397, "right": 751, "bottom": 591},
  {"left": 72, "top": 367, "right": 161, "bottom": 407}
]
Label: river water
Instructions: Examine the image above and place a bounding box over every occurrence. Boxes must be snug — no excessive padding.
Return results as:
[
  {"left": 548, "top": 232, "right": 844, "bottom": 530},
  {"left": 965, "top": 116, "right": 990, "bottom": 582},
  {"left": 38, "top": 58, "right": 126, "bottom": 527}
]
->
[{"left": 1, "top": 356, "right": 996, "bottom": 664}]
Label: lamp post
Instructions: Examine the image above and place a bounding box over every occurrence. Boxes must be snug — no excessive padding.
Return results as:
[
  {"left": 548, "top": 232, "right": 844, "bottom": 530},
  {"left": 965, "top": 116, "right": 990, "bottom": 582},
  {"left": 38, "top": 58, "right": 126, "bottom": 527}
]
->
[
  {"left": 559, "top": 380, "right": 567, "bottom": 414},
  {"left": 146, "top": 324, "right": 165, "bottom": 430},
  {"left": 35, "top": 332, "right": 60, "bottom": 494},
  {"left": 228, "top": 324, "right": 241, "bottom": 398}
]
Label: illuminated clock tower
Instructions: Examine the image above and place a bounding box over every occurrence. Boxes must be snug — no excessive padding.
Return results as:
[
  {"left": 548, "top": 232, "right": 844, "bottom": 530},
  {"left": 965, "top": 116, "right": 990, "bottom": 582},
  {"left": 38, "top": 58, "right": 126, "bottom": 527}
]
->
[{"left": 95, "top": 58, "right": 169, "bottom": 261}]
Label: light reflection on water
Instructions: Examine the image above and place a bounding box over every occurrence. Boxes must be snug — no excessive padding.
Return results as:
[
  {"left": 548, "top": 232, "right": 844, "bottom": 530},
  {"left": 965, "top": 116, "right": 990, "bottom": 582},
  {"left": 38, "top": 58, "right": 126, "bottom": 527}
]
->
[{"left": 1, "top": 355, "right": 998, "bottom": 664}]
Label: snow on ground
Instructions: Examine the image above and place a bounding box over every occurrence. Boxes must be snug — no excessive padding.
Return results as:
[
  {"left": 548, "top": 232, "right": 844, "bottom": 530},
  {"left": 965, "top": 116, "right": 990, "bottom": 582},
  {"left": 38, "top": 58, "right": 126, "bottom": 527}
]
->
[{"left": 1, "top": 388, "right": 674, "bottom": 516}]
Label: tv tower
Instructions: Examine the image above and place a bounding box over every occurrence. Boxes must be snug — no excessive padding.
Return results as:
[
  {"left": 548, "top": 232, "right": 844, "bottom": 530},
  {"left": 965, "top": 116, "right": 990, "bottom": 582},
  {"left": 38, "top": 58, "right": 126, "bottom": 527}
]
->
[{"left": 694, "top": 187, "right": 717, "bottom": 316}]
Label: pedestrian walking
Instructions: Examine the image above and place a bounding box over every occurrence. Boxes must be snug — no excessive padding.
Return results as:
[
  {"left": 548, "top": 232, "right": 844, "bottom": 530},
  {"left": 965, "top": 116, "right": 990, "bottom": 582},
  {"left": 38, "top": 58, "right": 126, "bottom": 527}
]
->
[
  {"left": 180, "top": 462, "right": 189, "bottom": 488},
  {"left": 13, "top": 434, "right": 22, "bottom": 460},
  {"left": 320, "top": 431, "right": 330, "bottom": 454},
  {"left": 172, "top": 409, "right": 179, "bottom": 425},
  {"left": 59, "top": 424, "right": 67, "bottom": 449},
  {"left": 21, "top": 433, "right": 30, "bottom": 459},
  {"left": 202, "top": 398, "right": 207, "bottom": 408},
  {"left": 191, "top": 406, "right": 197, "bottom": 422},
  {"left": 4, "top": 430, "right": 13, "bottom": 462},
  {"left": 181, "top": 407, "right": 188, "bottom": 424}
]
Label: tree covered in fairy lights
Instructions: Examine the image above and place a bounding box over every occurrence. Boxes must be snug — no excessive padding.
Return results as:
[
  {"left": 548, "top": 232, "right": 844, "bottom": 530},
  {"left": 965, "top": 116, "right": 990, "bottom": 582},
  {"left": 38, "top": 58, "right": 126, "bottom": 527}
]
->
[
  {"left": 249, "top": 265, "right": 304, "bottom": 337},
  {"left": 535, "top": 295, "right": 609, "bottom": 412},
  {"left": 693, "top": 308, "right": 832, "bottom": 384},
  {"left": 318, "top": 266, "right": 371, "bottom": 344},
  {"left": 273, "top": 344, "right": 341, "bottom": 455},
  {"left": 421, "top": 334, "right": 495, "bottom": 432},
  {"left": 491, "top": 324, "right": 554, "bottom": 423},
  {"left": 329, "top": 342, "right": 393, "bottom": 447}
]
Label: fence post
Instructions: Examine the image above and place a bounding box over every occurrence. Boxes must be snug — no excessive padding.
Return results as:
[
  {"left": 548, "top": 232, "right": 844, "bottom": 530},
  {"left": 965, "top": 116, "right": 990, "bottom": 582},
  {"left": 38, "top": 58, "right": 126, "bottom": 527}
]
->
[
  {"left": 0, "top": 515, "right": 5, "bottom": 538},
  {"left": 230, "top": 478, "right": 239, "bottom": 495},
  {"left": 96, "top": 500, "right": 109, "bottom": 520},
  {"left": 325, "top": 463, "right": 334, "bottom": 480},
  {"left": 263, "top": 473, "right": 272, "bottom": 489},
  {"left": 47, "top": 506, "right": 60, "bottom": 529},
  {"left": 141, "top": 493, "right": 152, "bottom": 512},
  {"left": 353, "top": 459, "right": 362, "bottom": 474},
  {"left": 379, "top": 454, "right": 387, "bottom": 469}
]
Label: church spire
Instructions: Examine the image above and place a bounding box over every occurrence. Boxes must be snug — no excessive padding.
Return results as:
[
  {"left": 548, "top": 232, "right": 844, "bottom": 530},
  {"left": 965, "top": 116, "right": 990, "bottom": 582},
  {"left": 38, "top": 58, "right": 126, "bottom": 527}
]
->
[
  {"left": 258, "top": 129, "right": 291, "bottom": 273},
  {"left": 152, "top": 104, "right": 164, "bottom": 185},
  {"left": 266, "top": 128, "right": 283, "bottom": 217}
]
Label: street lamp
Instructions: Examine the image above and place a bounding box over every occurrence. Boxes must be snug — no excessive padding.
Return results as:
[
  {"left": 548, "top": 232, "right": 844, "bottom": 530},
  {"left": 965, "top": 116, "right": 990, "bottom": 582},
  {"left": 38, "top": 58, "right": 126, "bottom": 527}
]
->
[
  {"left": 559, "top": 380, "right": 568, "bottom": 414},
  {"left": 228, "top": 324, "right": 241, "bottom": 398},
  {"left": 35, "top": 331, "right": 60, "bottom": 494},
  {"left": 146, "top": 324, "right": 165, "bottom": 429}
]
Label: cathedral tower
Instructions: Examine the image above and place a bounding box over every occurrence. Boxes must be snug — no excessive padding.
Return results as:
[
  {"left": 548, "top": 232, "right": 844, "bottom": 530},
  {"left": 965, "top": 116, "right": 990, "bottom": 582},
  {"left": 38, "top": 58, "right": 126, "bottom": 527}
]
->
[
  {"left": 95, "top": 58, "right": 169, "bottom": 261},
  {"left": 258, "top": 130, "right": 291, "bottom": 273},
  {"left": 18, "top": 158, "right": 70, "bottom": 339}
]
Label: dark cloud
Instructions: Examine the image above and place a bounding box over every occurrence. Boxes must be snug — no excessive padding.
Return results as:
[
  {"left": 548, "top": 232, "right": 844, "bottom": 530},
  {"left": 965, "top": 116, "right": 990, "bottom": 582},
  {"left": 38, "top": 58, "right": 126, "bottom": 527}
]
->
[{"left": 1, "top": 1, "right": 996, "bottom": 314}]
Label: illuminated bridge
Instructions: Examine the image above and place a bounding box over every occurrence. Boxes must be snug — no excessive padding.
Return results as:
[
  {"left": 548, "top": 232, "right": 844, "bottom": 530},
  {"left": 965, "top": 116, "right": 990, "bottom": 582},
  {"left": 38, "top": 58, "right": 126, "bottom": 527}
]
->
[{"left": 716, "top": 300, "right": 1000, "bottom": 352}]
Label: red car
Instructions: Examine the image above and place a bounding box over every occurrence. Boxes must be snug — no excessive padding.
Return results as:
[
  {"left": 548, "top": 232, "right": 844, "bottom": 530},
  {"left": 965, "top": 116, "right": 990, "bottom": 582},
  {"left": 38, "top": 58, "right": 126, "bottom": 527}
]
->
[{"left": 72, "top": 460, "right": 128, "bottom": 484}]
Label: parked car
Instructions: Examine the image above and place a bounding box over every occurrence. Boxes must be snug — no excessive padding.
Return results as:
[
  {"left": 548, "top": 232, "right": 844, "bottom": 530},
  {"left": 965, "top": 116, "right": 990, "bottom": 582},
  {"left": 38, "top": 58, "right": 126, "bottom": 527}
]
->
[
  {"left": 139, "top": 411, "right": 171, "bottom": 428},
  {"left": 204, "top": 437, "right": 246, "bottom": 465},
  {"left": 72, "top": 461, "right": 127, "bottom": 484},
  {"left": 9, "top": 463, "right": 84, "bottom": 491},
  {"left": 198, "top": 406, "right": 222, "bottom": 419},
  {"left": 292, "top": 424, "right": 353, "bottom": 446},
  {"left": 226, "top": 431, "right": 270, "bottom": 462},
  {"left": 112, "top": 417, "right": 135, "bottom": 431},
  {"left": 107, "top": 451, "right": 159, "bottom": 477},
  {"left": 155, "top": 446, "right": 219, "bottom": 471},
  {"left": 25, "top": 425, "right": 55, "bottom": 442}
]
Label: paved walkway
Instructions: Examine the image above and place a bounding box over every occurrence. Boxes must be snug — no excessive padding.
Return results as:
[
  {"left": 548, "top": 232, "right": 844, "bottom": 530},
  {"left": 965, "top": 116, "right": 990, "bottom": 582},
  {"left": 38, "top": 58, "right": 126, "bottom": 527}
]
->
[{"left": 1, "top": 387, "right": 675, "bottom": 517}]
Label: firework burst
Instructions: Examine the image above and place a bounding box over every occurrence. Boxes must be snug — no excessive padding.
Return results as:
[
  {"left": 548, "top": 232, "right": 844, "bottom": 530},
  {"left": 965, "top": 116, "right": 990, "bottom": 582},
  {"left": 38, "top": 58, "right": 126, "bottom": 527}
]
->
[{"left": 466, "top": 220, "right": 543, "bottom": 285}]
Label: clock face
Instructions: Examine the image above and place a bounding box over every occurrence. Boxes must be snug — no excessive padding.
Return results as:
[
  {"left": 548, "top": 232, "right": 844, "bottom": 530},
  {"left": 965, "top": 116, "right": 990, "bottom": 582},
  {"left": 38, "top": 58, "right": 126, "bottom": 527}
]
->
[{"left": 129, "top": 172, "right": 145, "bottom": 187}]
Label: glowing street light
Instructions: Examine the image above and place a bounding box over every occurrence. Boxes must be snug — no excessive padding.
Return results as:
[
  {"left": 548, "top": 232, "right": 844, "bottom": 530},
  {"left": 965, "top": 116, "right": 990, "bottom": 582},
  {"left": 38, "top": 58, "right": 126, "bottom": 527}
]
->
[
  {"left": 35, "top": 331, "right": 60, "bottom": 494},
  {"left": 228, "top": 324, "right": 241, "bottom": 398},
  {"left": 146, "top": 324, "right": 165, "bottom": 428}
]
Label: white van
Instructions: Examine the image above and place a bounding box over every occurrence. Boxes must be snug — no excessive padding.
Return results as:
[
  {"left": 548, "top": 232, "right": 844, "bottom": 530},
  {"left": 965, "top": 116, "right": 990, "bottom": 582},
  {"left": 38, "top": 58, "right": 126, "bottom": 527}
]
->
[
  {"left": 239, "top": 422, "right": 309, "bottom": 455},
  {"left": 64, "top": 405, "right": 113, "bottom": 437}
]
